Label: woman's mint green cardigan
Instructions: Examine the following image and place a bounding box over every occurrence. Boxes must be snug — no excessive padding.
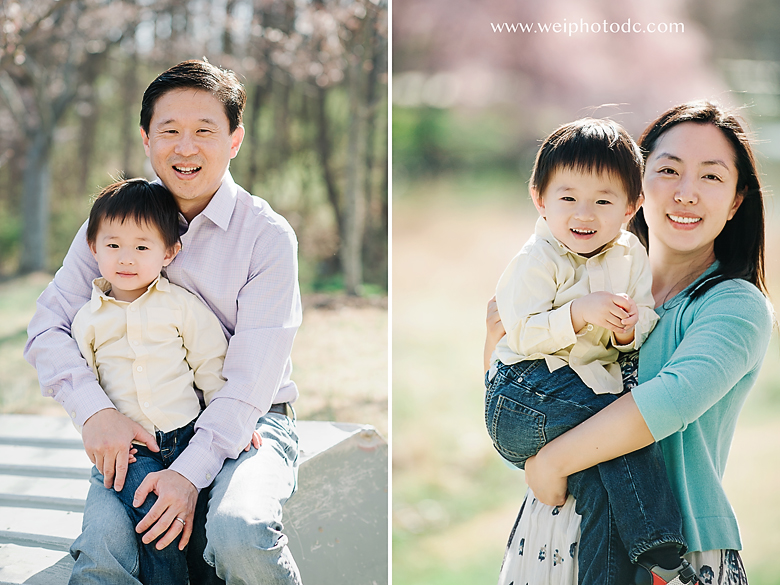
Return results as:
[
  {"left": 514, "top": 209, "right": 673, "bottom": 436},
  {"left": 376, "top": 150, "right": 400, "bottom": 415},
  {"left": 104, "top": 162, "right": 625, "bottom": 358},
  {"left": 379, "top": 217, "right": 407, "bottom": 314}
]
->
[{"left": 632, "top": 264, "right": 774, "bottom": 553}]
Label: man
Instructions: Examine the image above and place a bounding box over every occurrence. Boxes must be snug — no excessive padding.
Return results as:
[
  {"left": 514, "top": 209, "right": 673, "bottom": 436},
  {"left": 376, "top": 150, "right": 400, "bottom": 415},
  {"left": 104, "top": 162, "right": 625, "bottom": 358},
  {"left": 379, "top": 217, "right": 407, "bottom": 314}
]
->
[{"left": 25, "top": 60, "right": 303, "bottom": 585}]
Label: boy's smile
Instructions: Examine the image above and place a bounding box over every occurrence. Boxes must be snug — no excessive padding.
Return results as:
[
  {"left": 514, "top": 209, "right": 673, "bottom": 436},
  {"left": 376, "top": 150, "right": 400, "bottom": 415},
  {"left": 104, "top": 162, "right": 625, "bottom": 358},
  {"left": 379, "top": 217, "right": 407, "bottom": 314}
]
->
[
  {"left": 89, "top": 219, "right": 180, "bottom": 302},
  {"left": 533, "top": 168, "right": 639, "bottom": 257}
]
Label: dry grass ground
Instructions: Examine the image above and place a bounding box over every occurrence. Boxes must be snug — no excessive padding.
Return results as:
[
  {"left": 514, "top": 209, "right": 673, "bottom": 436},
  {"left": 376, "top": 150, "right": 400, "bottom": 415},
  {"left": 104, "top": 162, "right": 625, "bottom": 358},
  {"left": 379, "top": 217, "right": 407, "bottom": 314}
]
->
[
  {"left": 0, "top": 275, "right": 388, "bottom": 438},
  {"left": 392, "top": 176, "right": 780, "bottom": 585}
]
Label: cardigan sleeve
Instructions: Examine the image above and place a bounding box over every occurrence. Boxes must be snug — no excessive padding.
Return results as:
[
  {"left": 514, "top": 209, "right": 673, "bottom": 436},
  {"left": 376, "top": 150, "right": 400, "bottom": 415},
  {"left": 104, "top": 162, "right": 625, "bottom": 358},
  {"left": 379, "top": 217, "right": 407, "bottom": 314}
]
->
[{"left": 632, "top": 281, "right": 773, "bottom": 441}]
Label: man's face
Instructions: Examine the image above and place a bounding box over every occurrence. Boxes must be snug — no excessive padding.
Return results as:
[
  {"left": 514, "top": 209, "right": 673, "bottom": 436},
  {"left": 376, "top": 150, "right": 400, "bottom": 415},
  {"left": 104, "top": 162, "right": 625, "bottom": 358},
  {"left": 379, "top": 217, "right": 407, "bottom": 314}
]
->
[{"left": 141, "top": 89, "right": 244, "bottom": 219}]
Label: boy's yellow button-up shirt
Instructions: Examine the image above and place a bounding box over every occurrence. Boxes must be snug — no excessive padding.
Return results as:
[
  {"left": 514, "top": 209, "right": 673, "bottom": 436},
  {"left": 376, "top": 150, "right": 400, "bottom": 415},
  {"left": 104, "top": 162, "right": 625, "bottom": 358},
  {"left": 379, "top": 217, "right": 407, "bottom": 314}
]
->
[
  {"left": 494, "top": 217, "right": 659, "bottom": 394},
  {"left": 71, "top": 276, "right": 228, "bottom": 435}
]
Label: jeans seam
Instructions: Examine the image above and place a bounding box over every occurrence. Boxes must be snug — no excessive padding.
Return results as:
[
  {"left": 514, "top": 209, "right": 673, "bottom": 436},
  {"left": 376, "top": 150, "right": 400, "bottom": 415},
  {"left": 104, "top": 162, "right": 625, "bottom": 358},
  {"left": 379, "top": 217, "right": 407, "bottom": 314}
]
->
[{"left": 490, "top": 394, "right": 545, "bottom": 460}]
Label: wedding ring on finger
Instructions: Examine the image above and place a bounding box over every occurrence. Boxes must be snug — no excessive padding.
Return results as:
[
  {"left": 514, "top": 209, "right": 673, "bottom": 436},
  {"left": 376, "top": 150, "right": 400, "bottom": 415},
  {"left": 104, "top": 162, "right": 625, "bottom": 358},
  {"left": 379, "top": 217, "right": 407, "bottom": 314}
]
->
[{"left": 175, "top": 517, "right": 186, "bottom": 527}]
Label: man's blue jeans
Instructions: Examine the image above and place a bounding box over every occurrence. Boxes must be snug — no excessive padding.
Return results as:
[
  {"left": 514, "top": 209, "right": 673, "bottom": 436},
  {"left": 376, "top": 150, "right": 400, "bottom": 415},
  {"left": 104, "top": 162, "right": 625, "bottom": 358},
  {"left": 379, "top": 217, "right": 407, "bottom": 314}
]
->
[
  {"left": 69, "top": 412, "right": 301, "bottom": 585},
  {"left": 485, "top": 360, "right": 686, "bottom": 585}
]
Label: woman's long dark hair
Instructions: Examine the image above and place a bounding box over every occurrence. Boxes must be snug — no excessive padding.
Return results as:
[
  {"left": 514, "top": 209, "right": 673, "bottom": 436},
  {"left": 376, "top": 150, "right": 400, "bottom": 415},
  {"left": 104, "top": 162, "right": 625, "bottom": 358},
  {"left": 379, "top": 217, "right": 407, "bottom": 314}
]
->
[{"left": 628, "top": 101, "right": 767, "bottom": 298}]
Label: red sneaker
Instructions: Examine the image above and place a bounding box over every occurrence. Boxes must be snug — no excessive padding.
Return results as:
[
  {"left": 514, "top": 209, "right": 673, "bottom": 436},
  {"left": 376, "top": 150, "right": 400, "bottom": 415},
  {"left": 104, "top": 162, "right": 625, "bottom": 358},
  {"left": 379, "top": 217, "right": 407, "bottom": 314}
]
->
[{"left": 634, "top": 559, "right": 700, "bottom": 585}]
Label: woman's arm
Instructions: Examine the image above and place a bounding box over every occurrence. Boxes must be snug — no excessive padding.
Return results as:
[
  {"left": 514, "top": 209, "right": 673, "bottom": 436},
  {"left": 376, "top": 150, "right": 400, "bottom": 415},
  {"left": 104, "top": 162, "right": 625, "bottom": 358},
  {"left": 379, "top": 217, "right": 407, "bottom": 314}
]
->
[
  {"left": 483, "top": 296, "right": 506, "bottom": 373},
  {"left": 526, "top": 281, "right": 773, "bottom": 506},
  {"left": 525, "top": 392, "right": 654, "bottom": 505}
]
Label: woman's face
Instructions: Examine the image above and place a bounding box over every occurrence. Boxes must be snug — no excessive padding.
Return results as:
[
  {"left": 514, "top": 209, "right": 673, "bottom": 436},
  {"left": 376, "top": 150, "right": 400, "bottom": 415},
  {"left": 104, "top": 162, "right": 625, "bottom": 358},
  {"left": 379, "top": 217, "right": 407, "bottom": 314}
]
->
[{"left": 642, "top": 122, "right": 743, "bottom": 263}]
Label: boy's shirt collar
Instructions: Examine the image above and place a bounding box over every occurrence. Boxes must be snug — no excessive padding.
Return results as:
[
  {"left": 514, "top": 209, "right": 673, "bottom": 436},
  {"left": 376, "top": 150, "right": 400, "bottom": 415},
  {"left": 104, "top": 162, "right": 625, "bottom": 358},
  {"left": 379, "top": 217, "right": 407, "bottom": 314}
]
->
[
  {"left": 88, "top": 275, "right": 170, "bottom": 312},
  {"left": 534, "top": 216, "right": 629, "bottom": 259}
]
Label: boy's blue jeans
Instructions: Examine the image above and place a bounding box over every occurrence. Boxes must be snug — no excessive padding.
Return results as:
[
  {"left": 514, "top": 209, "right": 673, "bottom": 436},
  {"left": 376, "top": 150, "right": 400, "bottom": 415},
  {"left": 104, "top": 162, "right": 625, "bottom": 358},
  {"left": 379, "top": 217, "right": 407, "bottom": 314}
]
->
[
  {"left": 485, "top": 359, "right": 687, "bottom": 585},
  {"left": 107, "top": 419, "right": 196, "bottom": 585}
]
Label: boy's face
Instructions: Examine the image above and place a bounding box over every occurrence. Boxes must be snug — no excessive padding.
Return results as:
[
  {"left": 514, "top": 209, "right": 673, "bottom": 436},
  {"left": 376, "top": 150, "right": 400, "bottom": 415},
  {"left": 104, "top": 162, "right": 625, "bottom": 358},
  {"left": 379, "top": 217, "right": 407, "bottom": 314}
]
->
[
  {"left": 532, "top": 168, "right": 640, "bottom": 257},
  {"left": 89, "top": 218, "right": 180, "bottom": 302}
]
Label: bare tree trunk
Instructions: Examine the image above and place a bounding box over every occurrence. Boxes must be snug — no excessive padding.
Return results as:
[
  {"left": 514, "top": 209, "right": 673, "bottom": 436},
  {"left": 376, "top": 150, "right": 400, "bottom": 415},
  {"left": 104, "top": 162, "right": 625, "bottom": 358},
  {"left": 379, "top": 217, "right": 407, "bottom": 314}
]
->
[
  {"left": 271, "top": 74, "right": 291, "bottom": 169},
  {"left": 222, "top": 0, "right": 239, "bottom": 55},
  {"left": 341, "top": 56, "right": 367, "bottom": 296},
  {"left": 361, "top": 8, "right": 387, "bottom": 287},
  {"left": 121, "top": 50, "right": 139, "bottom": 178},
  {"left": 247, "top": 81, "right": 266, "bottom": 193},
  {"left": 77, "top": 52, "right": 108, "bottom": 193},
  {"left": 314, "top": 86, "right": 343, "bottom": 239},
  {"left": 20, "top": 131, "right": 52, "bottom": 273}
]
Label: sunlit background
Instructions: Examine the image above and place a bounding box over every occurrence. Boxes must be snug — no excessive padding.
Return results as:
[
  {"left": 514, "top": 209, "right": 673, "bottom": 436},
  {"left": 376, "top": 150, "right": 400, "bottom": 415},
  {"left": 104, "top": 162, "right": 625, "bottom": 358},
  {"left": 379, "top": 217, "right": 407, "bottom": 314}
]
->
[{"left": 392, "top": 1, "right": 780, "bottom": 583}]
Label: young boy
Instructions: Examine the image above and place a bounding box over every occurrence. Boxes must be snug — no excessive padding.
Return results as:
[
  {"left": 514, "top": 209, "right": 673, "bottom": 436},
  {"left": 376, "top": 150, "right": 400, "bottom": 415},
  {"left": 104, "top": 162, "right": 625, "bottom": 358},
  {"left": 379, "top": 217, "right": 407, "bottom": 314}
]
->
[
  {"left": 484, "top": 119, "right": 699, "bottom": 585},
  {"left": 71, "top": 178, "right": 231, "bottom": 585}
]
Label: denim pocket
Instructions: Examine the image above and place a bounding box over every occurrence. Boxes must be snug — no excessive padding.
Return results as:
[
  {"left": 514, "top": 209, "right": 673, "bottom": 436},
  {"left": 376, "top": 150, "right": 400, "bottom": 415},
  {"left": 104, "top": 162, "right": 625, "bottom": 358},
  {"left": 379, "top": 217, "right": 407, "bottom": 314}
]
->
[{"left": 490, "top": 394, "right": 546, "bottom": 467}]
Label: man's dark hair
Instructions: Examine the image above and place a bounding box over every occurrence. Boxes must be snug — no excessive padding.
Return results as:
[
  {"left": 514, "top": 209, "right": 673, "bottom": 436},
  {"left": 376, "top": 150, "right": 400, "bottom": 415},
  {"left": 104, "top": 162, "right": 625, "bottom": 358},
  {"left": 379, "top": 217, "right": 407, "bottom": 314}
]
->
[
  {"left": 629, "top": 100, "right": 767, "bottom": 298},
  {"left": 86, "top": 178, "right": 181, "bottom": 250},
  {"left": 140, "top": 59, "right": 247, "bottom": 134},
  {"left": 530, "top": 118, "right": 644, "bottom": 208}
]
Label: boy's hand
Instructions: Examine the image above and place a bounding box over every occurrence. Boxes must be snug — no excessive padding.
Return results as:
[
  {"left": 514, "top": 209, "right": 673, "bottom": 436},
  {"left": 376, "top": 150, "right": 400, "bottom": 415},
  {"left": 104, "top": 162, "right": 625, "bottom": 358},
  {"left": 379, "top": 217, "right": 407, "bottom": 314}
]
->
[
  {"left": 244, "top": 429, "right": 263, "bottom": 452},
  {"left": 571, "top": 291, "right": 638, "bottom": 336},
  {"left": 612, "top": 293, "right": 638, "bottom": 343},
  {"left": 484, "top": 295, "right": 506, "bottom": 372}
]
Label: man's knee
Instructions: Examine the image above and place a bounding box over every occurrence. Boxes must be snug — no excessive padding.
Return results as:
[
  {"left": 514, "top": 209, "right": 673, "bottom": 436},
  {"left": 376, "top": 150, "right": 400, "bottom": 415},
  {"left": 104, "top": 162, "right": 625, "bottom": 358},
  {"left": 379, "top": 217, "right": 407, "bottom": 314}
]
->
[{"left": 206, "top": 501, "right": 287, "bottom": 555}]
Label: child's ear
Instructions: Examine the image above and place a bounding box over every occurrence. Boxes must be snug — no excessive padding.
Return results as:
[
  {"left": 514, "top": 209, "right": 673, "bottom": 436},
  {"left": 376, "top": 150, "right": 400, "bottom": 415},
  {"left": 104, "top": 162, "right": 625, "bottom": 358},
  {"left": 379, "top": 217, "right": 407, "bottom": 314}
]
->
[
  {"left": 162, "top": 242, "right": 182, "bottom": 267},
  {"left": 625, "top": 194, "right": 644, "bottom": 220},
  {"left": 531, "top": 187, "right": 546, "bottom": 217},
  {"left": 87, "top": 240, "right": 98, "bottom": 258}
]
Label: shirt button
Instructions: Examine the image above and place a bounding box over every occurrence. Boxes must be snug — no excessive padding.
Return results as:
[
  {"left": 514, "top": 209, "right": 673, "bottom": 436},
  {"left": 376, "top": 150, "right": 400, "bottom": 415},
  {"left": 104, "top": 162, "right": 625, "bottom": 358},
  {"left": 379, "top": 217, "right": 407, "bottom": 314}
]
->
[
  {"left": 48, "top": 388, "right": 54, "bottom": 395},
  {"left": 206, "top": 473, "right": 212, "bottom": 481},
  {"left": 137, "top": 366, "right": 143, "bottom": 372},
  {"left": 144, "top": 402, "right": 150, "bottom": 408},
  {"left": 587, "top": 324, "right": 594, "bottom": 331},
  {"left": 132, "top": 340, "right": 139, "bottom": 346},
  {"left": 130, "top": 306, "right": 137, "bottom": 312},
  {"left": 71, "top": 411, "right": 76, "bottom": 418}
]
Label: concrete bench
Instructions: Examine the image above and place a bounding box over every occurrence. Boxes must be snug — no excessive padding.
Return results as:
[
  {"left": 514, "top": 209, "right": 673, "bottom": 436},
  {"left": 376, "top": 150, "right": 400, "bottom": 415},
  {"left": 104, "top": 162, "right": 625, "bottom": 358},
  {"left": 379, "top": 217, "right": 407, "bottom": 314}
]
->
[{"left": 0, "top": 415, "right": 387, "bottom": 585}]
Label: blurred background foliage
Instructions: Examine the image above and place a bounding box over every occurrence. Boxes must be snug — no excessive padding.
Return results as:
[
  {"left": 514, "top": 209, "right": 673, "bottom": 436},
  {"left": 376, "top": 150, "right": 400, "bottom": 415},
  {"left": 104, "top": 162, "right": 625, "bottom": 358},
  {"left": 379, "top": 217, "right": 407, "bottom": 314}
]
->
[
  {"left": 392, "top": 1, "right": 780, "bottom": 584},
  {"left": 0, "top": 0, "right": 388, "bottom": 296}
]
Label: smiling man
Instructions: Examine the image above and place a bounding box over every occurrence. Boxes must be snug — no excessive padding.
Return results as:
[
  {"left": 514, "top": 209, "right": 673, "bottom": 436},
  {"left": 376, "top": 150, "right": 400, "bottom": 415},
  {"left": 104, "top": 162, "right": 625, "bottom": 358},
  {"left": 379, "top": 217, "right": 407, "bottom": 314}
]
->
[{"left": 26, "top": 60, "right": 303, "bottom": 585}]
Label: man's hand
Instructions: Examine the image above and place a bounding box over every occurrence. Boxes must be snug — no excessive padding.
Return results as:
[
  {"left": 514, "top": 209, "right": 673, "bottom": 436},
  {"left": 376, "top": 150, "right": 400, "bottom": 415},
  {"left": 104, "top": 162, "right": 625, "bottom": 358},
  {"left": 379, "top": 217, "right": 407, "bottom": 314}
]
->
[
  {"left": 524, "top": 452, "right": 568, "bottom": 507},
  {"left": 134, "top": 469, "right": 198, "bottom": 551},
  {"left": 244, "top": 428, "right": 262, "bottom": 451},
  {"left": 82, "top": 408, "right": 159, "bottom": 491},
  {"left": 571, "top": 291, "right": 637, "bottom": 336}
]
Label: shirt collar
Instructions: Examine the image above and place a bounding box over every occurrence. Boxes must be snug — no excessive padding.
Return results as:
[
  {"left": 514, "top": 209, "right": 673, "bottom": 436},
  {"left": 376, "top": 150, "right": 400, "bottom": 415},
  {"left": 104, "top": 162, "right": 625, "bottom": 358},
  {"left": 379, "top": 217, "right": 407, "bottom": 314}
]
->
[
  {"left": 196, "top": 172, "right": 238, "bottom": 232},
  {"left": 152, "top": 172, "right": 237, "bottom": 232},
  {"left": 534, "top": 216, "right": 629, "bottom": 258},
  {"left": 88, "top": 275, "right": 170, "bottom": 312}
]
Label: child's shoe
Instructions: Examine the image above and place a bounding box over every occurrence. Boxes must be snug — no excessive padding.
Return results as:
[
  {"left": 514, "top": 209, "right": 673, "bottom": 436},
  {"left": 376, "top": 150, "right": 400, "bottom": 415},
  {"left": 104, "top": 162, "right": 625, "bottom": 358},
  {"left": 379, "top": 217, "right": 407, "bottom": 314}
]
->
[{"left": 634, "top": 558, "right": 700, "bottom": 585}]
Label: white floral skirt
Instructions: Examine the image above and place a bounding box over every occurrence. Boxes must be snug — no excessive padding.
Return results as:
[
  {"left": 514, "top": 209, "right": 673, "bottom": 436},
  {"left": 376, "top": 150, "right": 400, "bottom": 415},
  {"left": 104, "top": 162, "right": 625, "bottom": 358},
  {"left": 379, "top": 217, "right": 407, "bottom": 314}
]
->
[{"left": 497, "top": 490, "right": 749, "bottom": 585}]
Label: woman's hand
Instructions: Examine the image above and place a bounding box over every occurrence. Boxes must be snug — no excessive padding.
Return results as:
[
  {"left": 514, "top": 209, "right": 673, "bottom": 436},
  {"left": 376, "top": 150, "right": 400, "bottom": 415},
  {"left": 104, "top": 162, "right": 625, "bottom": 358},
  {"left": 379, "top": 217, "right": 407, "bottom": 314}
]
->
[
  {"left": 524, "top": 452, "right": 568, "bottom": 507},
  {"left": 484, "top": 295, "right": 506, "bottom": 372}
]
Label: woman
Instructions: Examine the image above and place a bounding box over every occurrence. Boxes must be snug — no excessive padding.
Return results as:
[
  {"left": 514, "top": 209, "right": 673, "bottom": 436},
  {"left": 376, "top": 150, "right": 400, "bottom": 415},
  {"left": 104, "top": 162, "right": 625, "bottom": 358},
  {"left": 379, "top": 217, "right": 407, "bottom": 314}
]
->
[{"left": 485, "top": 102, "right": 774, "bottom": 585}]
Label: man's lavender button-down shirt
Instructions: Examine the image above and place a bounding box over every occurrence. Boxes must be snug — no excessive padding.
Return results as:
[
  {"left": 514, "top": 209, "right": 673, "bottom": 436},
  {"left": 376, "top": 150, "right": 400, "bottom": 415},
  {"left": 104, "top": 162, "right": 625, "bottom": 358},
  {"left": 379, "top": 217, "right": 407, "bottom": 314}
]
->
[{"left": 25, "top": 172, "right": 302, "bottom": 489}]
